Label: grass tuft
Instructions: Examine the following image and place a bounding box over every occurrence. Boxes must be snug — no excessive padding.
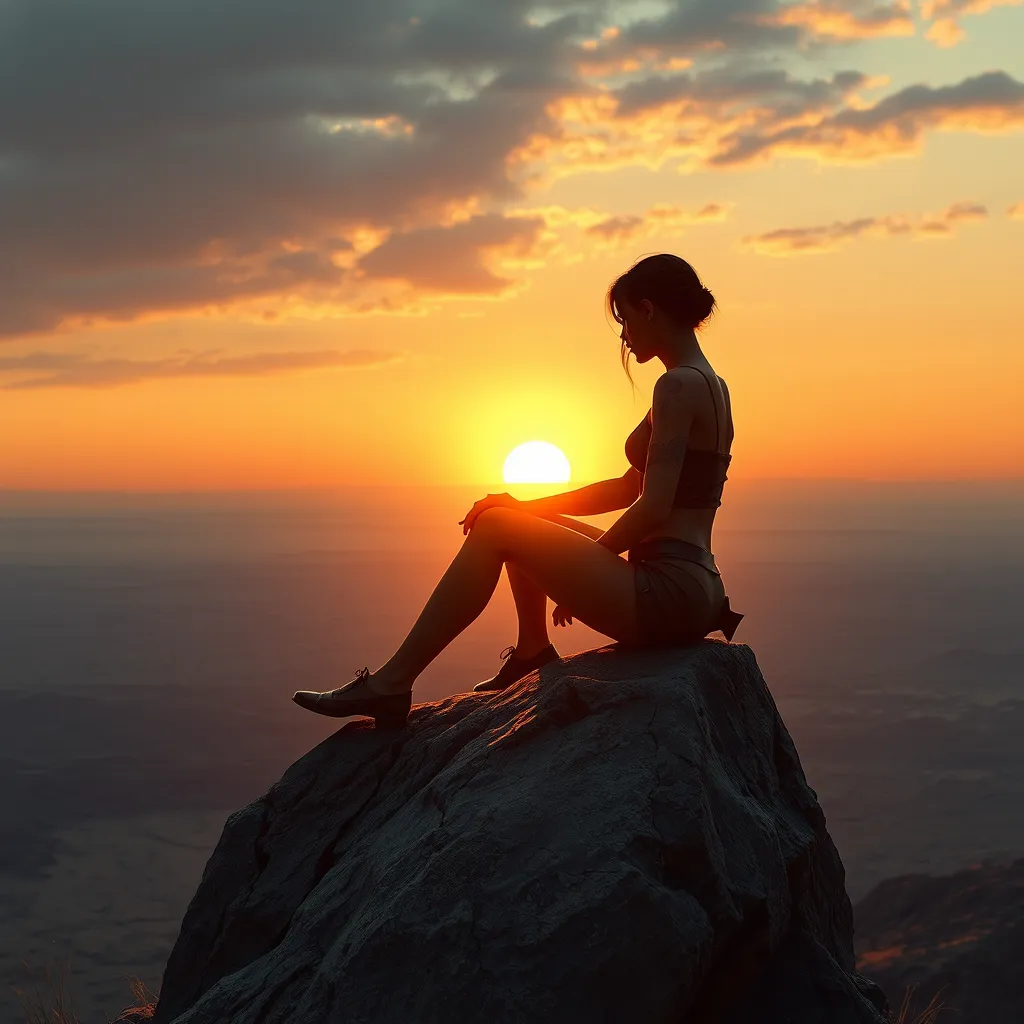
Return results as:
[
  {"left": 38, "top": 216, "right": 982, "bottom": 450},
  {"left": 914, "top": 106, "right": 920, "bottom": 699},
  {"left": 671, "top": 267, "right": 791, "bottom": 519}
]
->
[
  {"left": 12, "top": 957, "right": 157, "bottom": 1024},
  {"left": 12, "top": 957, "right": 81, "bottom": 1024},
  {"left": 891, "top": 983, "right": 951, "bottom": 1023}
]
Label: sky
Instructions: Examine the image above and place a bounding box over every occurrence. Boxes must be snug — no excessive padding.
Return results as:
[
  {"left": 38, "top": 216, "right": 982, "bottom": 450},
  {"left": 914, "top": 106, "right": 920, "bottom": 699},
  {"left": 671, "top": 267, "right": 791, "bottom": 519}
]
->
[{"left": 1, "top": 0, "right": 1022, "bottom": 490}]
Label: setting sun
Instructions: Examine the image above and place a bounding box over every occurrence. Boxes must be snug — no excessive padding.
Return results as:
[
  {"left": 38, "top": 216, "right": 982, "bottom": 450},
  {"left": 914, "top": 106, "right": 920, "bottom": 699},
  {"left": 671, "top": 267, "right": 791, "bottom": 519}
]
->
[{"left": 502, "top": 441, "right": 571, "bottom": 484}]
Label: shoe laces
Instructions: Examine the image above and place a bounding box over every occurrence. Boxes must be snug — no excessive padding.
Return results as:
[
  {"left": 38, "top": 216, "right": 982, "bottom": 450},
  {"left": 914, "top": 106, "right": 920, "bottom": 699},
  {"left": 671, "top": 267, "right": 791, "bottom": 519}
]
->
[
  {"left": 499, "top": 645, "right": 516, "bottom": 662},
  {"left": 330, "top": 666, "right": 370, "bottom": 697}
]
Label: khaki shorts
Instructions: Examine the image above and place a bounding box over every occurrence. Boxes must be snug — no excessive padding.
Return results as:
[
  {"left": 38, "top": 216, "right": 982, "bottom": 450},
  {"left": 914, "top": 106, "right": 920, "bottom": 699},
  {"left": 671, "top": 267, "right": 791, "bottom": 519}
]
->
[{"left": 628, "top": 537, "right": 727, "bottom": 647}]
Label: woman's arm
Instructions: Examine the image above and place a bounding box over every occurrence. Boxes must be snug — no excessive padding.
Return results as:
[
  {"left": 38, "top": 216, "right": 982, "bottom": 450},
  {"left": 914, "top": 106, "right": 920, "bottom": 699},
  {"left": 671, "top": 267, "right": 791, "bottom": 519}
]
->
[
  {"left": 518, "top": 468, "right": 641, "bottom": 517},
  {"left": 591, "top": 499, "right": 668, "bottom": 555}
]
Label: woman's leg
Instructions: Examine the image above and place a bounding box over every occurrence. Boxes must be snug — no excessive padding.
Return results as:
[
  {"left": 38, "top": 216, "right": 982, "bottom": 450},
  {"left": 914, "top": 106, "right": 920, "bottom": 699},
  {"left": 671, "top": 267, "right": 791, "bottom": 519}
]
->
[
  {"left": 506, "top": 563, "right": 551, "bottom": 658},
  {"left": 507, "top": 513, "right": 603, "bottom": 658},
  {"left": 367, "top": 507, "right": 638, "bottom": 695}
]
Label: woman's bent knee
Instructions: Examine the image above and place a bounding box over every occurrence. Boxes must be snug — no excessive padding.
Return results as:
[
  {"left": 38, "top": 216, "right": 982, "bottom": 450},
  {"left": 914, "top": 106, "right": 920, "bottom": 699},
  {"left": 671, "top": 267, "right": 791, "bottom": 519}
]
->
[{"left": 471, "top": 505, "right": 524, "bottom": 536}]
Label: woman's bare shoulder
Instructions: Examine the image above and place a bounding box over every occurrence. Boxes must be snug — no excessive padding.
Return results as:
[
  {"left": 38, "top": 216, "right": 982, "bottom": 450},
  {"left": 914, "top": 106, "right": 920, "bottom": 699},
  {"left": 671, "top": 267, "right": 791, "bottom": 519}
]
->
[{"left": 656, "top": 364, "right": 718, "bottom": 396}]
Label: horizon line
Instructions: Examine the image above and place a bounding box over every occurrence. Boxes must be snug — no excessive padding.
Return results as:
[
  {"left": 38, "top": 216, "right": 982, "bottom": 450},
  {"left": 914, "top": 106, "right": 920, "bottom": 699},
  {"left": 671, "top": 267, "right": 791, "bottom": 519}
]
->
[{"left": 1, "top": 476, "right": 1023, "bottom": 497}]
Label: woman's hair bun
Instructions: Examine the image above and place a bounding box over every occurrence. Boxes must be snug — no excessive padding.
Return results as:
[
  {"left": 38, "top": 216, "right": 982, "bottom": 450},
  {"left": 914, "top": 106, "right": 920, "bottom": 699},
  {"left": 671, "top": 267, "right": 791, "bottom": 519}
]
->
[
  {"left": 694, "top": 285, "right": 716, "bottom": 326},
  {"left": 607, "top": 253, "right": 717, "bottom": 331}
]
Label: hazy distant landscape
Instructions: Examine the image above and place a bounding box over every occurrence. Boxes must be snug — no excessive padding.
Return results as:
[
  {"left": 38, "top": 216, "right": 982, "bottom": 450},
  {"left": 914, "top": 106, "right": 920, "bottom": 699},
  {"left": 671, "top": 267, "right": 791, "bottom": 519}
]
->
[{"left": 2, "top": 480, "right": 1023, "bottom": 1021}]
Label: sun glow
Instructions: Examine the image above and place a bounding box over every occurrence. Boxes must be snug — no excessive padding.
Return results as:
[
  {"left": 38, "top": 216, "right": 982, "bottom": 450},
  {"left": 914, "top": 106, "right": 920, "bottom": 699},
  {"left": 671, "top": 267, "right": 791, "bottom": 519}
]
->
[{"left": 502, "top": 441, "right": 571, "bottom": 484}]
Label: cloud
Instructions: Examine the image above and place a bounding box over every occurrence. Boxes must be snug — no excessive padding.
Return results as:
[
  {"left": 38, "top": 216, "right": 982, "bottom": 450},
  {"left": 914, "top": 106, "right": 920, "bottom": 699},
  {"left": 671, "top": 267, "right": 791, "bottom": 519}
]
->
[
  {"left": 517, "top": 65, "right": 881, "bottom": 184},
  {"left": 1008, "top": 201, "right": 1024, "bottom": 219},
  {"left": 1, "top": 0, "right": 1022, "bottom": 340},
  {"left": 741, "top": 200, "right": 988, "bottom": 254},
  {"left": 750, "top": 0, "right": 915, "bottom": 42},
  {"left": 525, "top": 65, "right": 1023, "bottom": 181},
  {"left": 0, "top": 0, "right": 588, "bottom": 337},
  {"left": 919, "top": 200, "right": 987, "bottom": 231},
  {"left": 584, "top": 202, "right": 731, "bottom": 242},
  {"left": 501, "top": 202, "right": 731, "bottom": 257},
  {"left": 920, "top": 0, "right": 1023, "bottom": 47},
  {"left": 587, "top": 0, "right": 911, "bottom": 59},
  {"left": 0, "top": 348, "right": 400, "bottom": 389},
  {"left": 610, "top": 65, "right": 871, "bottom": 120},
  {"left": 710, "top": 71, "right": 1024, "bottom": 165},
  {"left": 357, "top": 213, "right": 548, "bottom": 292}
]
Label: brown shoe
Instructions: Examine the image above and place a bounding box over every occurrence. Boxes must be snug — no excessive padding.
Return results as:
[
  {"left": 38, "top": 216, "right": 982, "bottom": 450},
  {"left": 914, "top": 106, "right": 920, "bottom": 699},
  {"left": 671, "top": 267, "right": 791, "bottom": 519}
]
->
[
  {"left": 473, "top": 644, "right": 559, "bottom": 693},
  {"left": 292, "top": 668, "right": 412, "bottom": 728}
]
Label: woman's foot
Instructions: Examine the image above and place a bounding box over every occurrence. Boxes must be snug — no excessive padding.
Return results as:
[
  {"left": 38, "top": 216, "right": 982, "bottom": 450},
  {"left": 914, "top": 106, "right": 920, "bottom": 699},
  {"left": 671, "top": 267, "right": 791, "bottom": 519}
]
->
[
  {"left": 473, "top": 643, "right": 560, "bottom": 693},
  {"left": 292, "top": 668, "right": 412, "bottom": 728}
]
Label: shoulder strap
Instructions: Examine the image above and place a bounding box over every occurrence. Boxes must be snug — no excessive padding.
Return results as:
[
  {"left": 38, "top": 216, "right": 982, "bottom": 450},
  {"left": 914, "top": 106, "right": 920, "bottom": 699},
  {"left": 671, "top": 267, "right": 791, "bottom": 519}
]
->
[{"left": 677, "top": 366, "right": 721, "bottom": 452}]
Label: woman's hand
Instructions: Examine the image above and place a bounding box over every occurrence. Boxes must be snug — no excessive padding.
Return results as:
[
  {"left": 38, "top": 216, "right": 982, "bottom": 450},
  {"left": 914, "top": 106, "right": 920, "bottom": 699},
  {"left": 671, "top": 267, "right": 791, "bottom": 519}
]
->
[
  {"left": 552, "top": 603, "right": 573, "bottom": 627},
  {"left": 459, "top": 492, "right": 521, "bottom": 535}
]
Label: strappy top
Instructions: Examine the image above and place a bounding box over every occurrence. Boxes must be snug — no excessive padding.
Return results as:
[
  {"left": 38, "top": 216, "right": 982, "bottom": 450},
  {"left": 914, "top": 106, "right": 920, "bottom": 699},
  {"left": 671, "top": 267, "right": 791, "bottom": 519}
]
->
[{"left": 624, "top": 365, "right": 732, "bottom": 510}]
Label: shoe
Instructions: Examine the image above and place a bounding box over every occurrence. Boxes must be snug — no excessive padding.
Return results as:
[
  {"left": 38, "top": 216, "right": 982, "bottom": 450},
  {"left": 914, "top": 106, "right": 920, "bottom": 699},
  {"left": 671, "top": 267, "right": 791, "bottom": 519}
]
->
[
  {"left": 292, "top": 668, "right": 412, "bottom": 728},
  {"left": 473, "top": 643, "right": 559, "bottom": 693}
]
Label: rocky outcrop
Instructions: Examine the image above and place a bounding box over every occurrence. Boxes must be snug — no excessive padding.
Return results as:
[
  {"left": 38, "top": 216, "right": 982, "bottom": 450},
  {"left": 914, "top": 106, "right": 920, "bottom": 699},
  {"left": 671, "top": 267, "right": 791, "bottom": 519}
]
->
[
  {"left": 855, "top": 857, "right": 1024, "bottom": 1021},
  {"left": 153, "top": 640, "right": 888, "bottom": 1024}
]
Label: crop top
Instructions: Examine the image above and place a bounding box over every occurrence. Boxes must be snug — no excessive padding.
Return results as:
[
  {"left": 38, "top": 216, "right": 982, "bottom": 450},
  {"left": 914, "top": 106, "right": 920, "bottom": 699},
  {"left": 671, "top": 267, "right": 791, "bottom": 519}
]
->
[{"left": 624, "top": 366, "right": 731, "bottom": 510}]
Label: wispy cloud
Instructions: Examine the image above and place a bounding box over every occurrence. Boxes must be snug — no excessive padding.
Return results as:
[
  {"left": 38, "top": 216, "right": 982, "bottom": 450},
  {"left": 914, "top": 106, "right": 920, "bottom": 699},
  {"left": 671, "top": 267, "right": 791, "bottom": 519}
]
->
[
  {"left": 710, "top": 71, "right": 1024, "bottom": 165},
  {"left": 920, "top": 0, "right": 1023, "bottom": 47},
  {"left": 741, "top": 201, "right": 988, "bottom": 254},
  {"left": 0, "top": 349, "right": 401, "bottom": 389},
  {"left": 583, "top": 203, "right": 730, "bottom": 244},
  {"left": 501, "top": 202, "right": 731, "bottom": 258},
  {"left": 750, "top": 0, "right": 916, "bottom": 42}
]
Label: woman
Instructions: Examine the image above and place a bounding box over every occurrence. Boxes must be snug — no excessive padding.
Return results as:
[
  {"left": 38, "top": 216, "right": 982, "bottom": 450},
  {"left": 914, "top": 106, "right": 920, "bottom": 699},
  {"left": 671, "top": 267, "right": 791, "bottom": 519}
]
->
[{"left": 293, "top": 253, "right": 743, "bottom": 727}]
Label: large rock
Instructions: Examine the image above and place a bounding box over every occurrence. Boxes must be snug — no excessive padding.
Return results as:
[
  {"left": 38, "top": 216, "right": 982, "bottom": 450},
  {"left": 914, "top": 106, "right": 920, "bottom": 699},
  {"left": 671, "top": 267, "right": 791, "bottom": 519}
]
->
[{"left": 153, "top": 641, "right": 888, "bottom": 1023}]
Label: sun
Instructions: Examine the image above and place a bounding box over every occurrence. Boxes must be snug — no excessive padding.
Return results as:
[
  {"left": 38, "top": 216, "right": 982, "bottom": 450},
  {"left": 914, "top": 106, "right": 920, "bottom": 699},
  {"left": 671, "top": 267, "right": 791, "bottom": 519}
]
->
[{"left": 502, "top": 441, "right": 571, "bottom": 484}]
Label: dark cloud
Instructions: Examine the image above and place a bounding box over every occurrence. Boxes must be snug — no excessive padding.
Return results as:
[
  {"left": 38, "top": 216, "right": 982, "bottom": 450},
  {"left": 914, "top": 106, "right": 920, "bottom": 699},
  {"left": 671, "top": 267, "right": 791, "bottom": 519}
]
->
[
  {"left": 612, "top": 65, "right": 869, "bottom": 119},
  {"left": 595, "top": 0, "right": 911, "bottom": 63},
  {"left": 0, "top": 348, "right": 401, "bottom": 389},
  {"left": 608, "top": 0, "right": 801, "bottom": 56},
  {"left": 0, "top": 0, "right": 585, "bottom": 336}
]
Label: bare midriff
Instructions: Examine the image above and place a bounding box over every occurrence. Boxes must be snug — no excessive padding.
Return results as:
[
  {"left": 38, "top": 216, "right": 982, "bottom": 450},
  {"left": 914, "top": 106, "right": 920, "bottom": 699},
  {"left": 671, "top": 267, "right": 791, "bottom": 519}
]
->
[{"left": 640, "top": 506, "right": 718, "bottom": 551}]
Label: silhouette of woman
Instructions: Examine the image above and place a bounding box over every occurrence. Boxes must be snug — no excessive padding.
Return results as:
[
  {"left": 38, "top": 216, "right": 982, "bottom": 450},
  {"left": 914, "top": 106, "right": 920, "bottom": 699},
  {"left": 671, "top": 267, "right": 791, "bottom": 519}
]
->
[{"left": 293, "top": 253, "right": 743, "bottom": 726}]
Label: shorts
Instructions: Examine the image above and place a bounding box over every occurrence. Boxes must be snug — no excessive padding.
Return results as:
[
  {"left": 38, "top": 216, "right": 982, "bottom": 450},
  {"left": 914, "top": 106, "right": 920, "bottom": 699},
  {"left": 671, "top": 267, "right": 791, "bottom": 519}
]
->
[{"left": 628, "top": 537, "right": 731, "bottom": 648}]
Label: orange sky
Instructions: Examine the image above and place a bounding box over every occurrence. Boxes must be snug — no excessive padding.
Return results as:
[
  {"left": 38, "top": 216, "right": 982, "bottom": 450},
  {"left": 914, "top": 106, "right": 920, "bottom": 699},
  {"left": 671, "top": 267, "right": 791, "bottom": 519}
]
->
[{"left": 1, "top": 1, "right": 1022, "bottom": 489}]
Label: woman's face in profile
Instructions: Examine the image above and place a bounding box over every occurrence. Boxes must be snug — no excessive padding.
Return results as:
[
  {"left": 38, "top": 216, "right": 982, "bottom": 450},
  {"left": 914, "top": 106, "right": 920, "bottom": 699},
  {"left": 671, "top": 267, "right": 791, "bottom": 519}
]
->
[{"left": 617, "top": 297, "right": 655, "bottom": 362}]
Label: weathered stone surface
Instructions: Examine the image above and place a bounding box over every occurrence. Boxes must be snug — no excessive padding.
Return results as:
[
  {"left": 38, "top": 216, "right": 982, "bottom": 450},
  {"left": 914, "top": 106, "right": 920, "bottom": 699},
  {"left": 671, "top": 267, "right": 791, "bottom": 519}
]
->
[{"left": 153, "top": 640, "right": 888, "bottom": 1024}]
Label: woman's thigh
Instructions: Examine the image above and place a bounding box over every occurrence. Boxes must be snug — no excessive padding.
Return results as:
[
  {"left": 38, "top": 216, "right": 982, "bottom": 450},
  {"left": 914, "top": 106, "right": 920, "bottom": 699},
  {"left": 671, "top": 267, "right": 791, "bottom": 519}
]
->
[
  {"left": 471, "top": 507, "right": 640, "bottom": 643},
  {"left": 531, "top": 511, "right": 605, "bottom": 541}
]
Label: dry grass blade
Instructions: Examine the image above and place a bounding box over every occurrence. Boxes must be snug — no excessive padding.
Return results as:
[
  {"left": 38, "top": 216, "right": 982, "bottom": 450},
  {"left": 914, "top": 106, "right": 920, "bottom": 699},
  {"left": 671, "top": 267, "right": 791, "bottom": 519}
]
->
[
  {"left": 12, "top": 956, "right": 81, "bottom": 1024},
  {"left": 110, "top": 975, "right": 159, "bottom": 1021},
  {"left": 892, "top": 982, "right": 951, "bottom": 1023},
  {"left": 12, "top": 958, "right": 159, "bottom": 1024}
]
